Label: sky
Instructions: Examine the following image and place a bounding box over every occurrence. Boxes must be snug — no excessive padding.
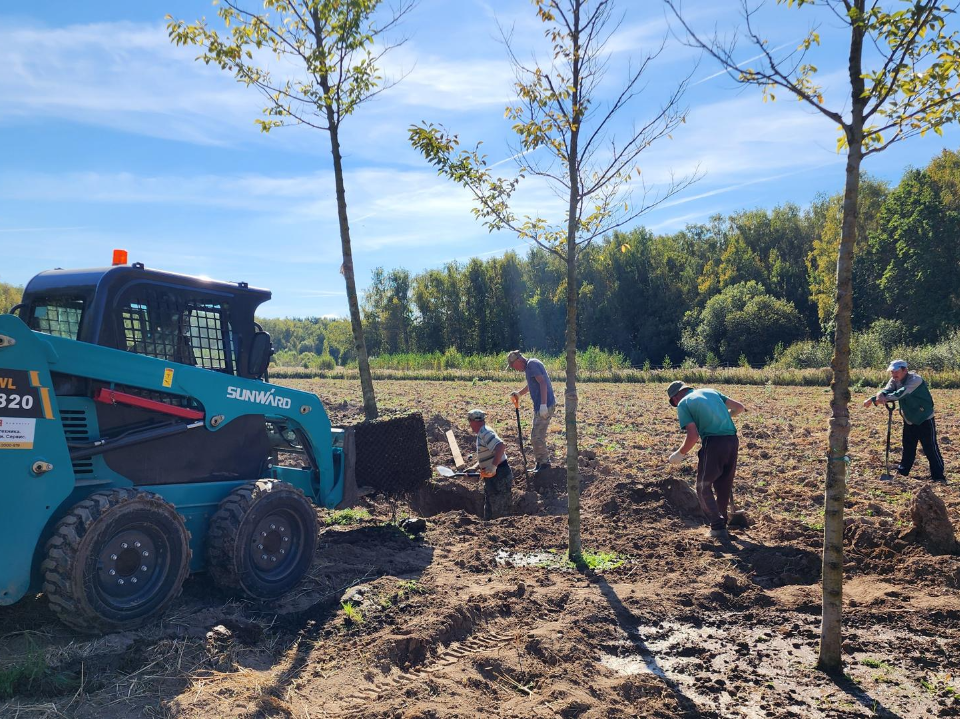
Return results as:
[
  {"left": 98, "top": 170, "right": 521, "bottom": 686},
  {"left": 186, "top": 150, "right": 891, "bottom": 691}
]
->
[{"left": 1, "top": 0, "right": 957, "bottom": 318}]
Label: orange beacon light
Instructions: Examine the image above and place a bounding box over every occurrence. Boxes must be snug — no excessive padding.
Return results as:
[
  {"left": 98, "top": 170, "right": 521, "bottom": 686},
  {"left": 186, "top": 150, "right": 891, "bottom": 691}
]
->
[{"left": 112, "top": 249, "right": 129, "bottom": 266}]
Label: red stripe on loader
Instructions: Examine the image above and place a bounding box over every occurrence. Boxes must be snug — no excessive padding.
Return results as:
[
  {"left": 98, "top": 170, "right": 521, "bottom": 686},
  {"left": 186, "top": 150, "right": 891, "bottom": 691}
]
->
[{"left": 94, "top": 388, "right": 204, "bottom": 420}]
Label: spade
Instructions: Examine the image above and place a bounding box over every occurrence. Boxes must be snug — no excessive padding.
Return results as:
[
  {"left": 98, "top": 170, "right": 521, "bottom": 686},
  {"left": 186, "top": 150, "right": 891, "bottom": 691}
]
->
[{"left": 435, "top": 465, "right": 479, "bottom": 478}]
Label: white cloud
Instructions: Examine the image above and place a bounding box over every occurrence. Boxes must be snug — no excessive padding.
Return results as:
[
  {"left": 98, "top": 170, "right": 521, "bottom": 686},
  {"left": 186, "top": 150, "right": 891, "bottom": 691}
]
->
[
  {"left": 382, "top": 45, "right": 515, "bottom": 110},
  {"left": 616, "top": 93, "right": 843, "bottom": 192},
  {"left": 0, "top": 165, "right": 500, "bottom": 253},
  {"left": 606, "top": 18, "right": 672, "bottom": 55},
  {"left": 0, "top": 171, "right": 323, "bottom": 209},
  {"left": 0, "top": 20, "right": 265, "bottom": 146},
  {"left": 645, "top": 209, "right": 718, "bottom": 232},
  {"left": 0, "top": 14, "right": 517, "bottom": 162}
]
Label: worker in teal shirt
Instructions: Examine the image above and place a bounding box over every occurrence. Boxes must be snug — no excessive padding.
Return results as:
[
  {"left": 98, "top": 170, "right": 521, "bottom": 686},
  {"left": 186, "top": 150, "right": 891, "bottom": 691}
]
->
[
  {"left": 667, "top": 381, "right": 745, "bottom": 540},
  {"left": 863, "top": 358, "right": 945, "bottom": 482}
]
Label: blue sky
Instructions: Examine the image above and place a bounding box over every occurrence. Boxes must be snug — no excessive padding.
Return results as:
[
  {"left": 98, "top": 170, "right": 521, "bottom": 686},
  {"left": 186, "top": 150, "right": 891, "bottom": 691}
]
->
[{"left": 1, "top": 0, "right": 957, "bottom": 318}]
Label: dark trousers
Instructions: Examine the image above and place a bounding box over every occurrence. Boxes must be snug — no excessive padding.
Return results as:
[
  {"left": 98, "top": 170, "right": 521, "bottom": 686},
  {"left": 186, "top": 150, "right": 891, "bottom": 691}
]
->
[
  {"left": 697, "top": 435, "right": 739, "bottom": 529},
  {"left": 898, "top": 417, "right": 945, "bottom": 480},
  {"left": 484, "top": 461, "right": 514, "bottom": 520}
]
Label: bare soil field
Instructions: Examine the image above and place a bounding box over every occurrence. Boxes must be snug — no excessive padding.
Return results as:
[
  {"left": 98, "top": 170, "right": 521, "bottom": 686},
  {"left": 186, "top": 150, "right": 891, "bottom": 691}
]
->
[{"left": 2, "top": 380, "right": 960, "bottom": 719}]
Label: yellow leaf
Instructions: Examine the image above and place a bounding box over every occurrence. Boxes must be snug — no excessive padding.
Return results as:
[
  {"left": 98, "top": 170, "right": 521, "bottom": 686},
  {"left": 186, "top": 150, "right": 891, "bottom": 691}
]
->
[{"left": 621, "top": 244, "right": 630, "bottom": 253}]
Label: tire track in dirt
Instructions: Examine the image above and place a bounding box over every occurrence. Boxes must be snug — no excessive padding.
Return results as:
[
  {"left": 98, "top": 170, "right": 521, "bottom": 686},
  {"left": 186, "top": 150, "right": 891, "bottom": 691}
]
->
[{"left": 339, "top": 625, "right": 518, "bottom": 716}]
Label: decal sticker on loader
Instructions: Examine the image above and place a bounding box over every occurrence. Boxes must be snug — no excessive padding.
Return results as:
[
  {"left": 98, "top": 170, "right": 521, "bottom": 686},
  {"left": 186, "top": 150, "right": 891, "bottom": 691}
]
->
[
  {"left": 0, "top": 417, "right": 36, "bottom": 449},
  {"left": 163, "top": 368, "right": 174, "bottom": 388},
  {"left": 0, "top": 370, "right": 45, "bottom": 419},
  {"left": 226, "top": 385, "right": 293, "bottom": 409}
]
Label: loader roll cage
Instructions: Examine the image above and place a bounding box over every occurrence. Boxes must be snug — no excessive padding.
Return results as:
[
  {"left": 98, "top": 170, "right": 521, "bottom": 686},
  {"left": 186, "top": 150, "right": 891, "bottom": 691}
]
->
[{"left": 17, "top": 263, "right": 273, "bottom": 379}]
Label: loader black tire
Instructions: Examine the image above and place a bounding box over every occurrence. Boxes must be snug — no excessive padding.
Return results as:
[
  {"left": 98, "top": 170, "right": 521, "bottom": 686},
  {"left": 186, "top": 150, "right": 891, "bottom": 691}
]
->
[
  {"left": 41, "top": 488, "right": 191, "bottom": 634},
  {"left": 205, "top": 480, "right": 318, "bottom": 599}
]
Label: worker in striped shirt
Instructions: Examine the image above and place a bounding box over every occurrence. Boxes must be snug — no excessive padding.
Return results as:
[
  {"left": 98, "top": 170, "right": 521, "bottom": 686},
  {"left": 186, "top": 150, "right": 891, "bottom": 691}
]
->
[{"left": 467, "top": 408, "right": 514, "bottom": 520}]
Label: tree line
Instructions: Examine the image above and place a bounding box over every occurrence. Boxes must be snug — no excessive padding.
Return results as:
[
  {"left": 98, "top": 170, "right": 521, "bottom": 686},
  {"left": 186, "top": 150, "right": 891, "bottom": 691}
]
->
[
  {"left": 0, "top": 282, "right": 21, "bottom": 315},
  {"left": 264, "top": 149, "right": 960, "bottom": 369}
]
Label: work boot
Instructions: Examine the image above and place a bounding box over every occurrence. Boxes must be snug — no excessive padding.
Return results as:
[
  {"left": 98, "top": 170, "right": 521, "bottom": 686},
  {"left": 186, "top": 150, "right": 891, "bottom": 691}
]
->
[{"left": 932, "top": 477, "right": 948, "bottom": 484}]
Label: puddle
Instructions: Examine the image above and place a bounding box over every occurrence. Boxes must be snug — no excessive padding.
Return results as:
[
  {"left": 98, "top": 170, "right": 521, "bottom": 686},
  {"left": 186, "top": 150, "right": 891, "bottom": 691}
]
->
[
  {"left": 494, "top": 549, "right": 569, "bottom": 568},
  {"left": 600, "top": 652, "right": 666, "bottom": 679},
  {"left": 596, "top": 618, "right": 941, "bottom": 718}
]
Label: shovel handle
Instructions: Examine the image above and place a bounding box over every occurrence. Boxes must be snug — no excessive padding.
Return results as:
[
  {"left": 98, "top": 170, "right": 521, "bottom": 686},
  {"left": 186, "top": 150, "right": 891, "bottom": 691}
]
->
[
  {"left": 885, "top": 401, "right": 896, "bottom": 411},
  {"left": 511, "top": 393, "right": 529, "bottom": 476}
]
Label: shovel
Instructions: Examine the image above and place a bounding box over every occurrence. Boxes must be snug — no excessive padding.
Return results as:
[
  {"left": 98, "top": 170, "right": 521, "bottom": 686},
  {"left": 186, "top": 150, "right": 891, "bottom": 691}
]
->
[
  {"left": 880, "top": 401, "right": 897, "bottom": 481},
  {"left": 727, "top": 483, "right": 749, "bottom": 527},
  {"left": 511, "top": 394, "right": 529, "bottom": 479},
  {"left": 435, "top": 465, "right": 479, "bottom": 479},
  {"left": 728, "top": 491, "right": 748, "bottom": 527}
]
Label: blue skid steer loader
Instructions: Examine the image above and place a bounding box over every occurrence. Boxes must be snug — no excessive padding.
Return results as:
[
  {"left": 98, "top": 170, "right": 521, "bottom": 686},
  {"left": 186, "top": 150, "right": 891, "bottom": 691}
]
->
[{"left": 0, "top": 254, "right": 390, "bottom": 633}]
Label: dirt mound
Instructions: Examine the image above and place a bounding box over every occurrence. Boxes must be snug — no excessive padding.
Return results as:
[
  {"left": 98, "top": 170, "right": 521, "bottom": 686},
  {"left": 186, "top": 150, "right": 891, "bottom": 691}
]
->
[
  {"left": 423, "top": 412, "right": 452, "bottom": 440},
  {"left": 658, "top": 476, "right": 701, "bottom": 515},
  {"left": 531, "top": 466, "right": 570, "bottom": 495},
  {"left": 909, "top": 485, "right": 957, "bottom": 555},
  {"left": 410, "top": 477, "right": 484, "bottom": 517}
]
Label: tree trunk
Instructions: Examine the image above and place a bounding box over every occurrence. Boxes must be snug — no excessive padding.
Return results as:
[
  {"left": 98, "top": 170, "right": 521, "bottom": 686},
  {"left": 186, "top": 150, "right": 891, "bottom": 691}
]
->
[
  {"left": 307, "top": 8, "right": 379, "bottom": 421},
  {"left": 819, "top": 147, "right": 860, "bottom": 672},
  {"left": 564, "top": 226, "right": 581, "bottom": 560},
  {"left": 564, "top": 0, "right": 582, "bottom": 561},
  {"left": 328, "top": 122, "right": 379, "bottom": 421},
  {"left": 819, "top": 6, "right": 865, "bottom": 673}
]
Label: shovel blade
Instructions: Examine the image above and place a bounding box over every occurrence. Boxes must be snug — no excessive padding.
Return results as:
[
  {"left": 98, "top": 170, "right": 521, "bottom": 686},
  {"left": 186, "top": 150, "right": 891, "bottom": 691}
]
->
[{"left": 879, "top": 473, "right": 895, "bottom": 481}]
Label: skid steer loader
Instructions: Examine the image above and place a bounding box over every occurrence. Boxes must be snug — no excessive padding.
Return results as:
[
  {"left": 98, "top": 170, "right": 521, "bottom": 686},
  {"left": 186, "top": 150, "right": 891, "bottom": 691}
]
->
[{"left": 0, "top": 252, "right": 387, "bottom": 633}]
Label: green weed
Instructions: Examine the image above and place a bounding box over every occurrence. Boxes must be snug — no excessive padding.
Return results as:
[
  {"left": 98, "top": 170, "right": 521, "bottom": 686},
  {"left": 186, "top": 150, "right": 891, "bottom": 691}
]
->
[
  {"left": 341, "top": 601, "right": 363, "bottom": 625},
  {"left": 397, "top": 579, "right": 426, "bottom": 596},
  {"left": 326, "top": 508, "right": 371, "bottom": 526},
  {"left": 570, "top": 549, "right": 625, "bottom": 571},
  {"left": 0, "top": 648, "right": 49, "bottom": 699},
  {"left": 376, "top": 594, "right": 393, "bottom": 610}
]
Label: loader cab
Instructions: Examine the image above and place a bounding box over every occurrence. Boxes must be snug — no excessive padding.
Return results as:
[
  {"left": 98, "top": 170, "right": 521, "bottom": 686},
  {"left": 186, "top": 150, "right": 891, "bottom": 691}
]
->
[{"left": 18, "top": 262, "right": 273, "bottom": 379}]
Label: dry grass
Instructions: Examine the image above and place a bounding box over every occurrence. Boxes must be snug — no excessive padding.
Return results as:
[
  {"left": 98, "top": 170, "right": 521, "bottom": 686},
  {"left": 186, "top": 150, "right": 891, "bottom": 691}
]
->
[{"left": 271, "top": 363, "right": 960, "bottom": 388}]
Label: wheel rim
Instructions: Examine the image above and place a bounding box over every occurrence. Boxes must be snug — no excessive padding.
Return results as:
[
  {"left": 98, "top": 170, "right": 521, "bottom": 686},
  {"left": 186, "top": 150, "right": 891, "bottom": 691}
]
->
[
  {"left": 248, "top": 509, "right": 305, "bottom": 582},
  {"left": 95, "top": 525, "right": 170, "bottom": 611}
]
